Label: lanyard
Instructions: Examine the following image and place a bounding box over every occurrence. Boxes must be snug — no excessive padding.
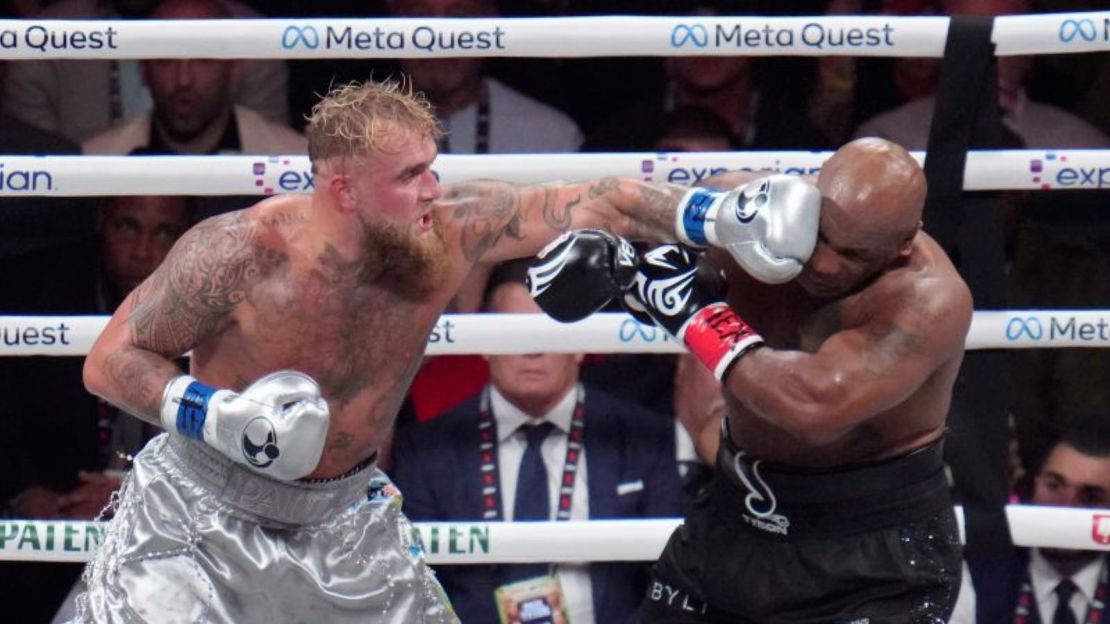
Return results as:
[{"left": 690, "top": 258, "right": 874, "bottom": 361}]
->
[
  {"left": 474, "top": 79, "right": 490, "bottom": 154},
  {"left": 1014, "top": 557, "right": 1109, "bottom": 624},
  {"left": 108, "top": 59, "right": 123, "bottom": 123},
  {"left": 478, "top": 384, "right": 585, "bottom": 521}
]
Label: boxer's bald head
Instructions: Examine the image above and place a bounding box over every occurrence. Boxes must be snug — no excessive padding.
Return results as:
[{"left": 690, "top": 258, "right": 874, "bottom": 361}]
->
[
  {"left": 819, "top": 138, "right": 925, "bottom": 245},
  {"left": 800, "top": 138, "right": 925, "bottom": 296}
]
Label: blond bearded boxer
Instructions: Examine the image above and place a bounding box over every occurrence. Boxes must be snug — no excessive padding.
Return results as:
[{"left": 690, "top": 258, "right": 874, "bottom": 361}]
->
[{"left": 74, "top": 80, "right": 820, "bottom": 623}]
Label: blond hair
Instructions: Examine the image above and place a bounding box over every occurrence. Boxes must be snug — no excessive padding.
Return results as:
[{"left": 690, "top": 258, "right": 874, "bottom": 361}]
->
[{"left": 306, "top": 79, "right": 441, "bottom": 167}]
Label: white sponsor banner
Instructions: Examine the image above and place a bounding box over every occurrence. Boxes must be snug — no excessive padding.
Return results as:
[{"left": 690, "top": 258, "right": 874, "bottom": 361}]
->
[
  {"left": 0, "top": 14, "right": 1106, "bottom": 61},
  {"left": 0, "top": 518, "right": 682, "bottom": 564},
  {"left": 994, "top": 11, "right": 1110, "bottom": 55},
  {"left": 0, "top": 316, "right": 106, "bottom": 356},
  {"left": 0, "top": 16, "right": 945, "bottom": 60},
  {"left": 1007, "top": 505, "right": 1110, "bottom": 552},
  {"left": 976, "top": 310, "right": 1110, "bottom": 349},
  {"left": 2, "top": 150, "right": 1109, "bottom": 197},
  {"left": 4, "top": 312, "right": 1110, "bottom": 357},
  {"left": 10, "top": 506, "right": 1110, "bottom": 564}
]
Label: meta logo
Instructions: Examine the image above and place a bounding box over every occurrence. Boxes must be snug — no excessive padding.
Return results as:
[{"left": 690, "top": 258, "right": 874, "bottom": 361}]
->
[
  {"left": 281, "top": 25, "right": 320, "bottom": 50},
  {"left": 670, "top": 23, "right": 709, "bottom": 48},
  {"left": 1029, "top": 152, "right": 1110, "bottom": 190},
  {"left": 0, "top": 163, "right": 54, "bottom": 193},
  {"left": 252, "top": 158, "right": 314, "bottom": 194},
  {"left": 1005, "top": 316, "right": 1043, "bottom": 341},
  {"left": 619, "top": 318, "right": 661, "bottom": 343},
  {"left": 1005, "top": 315, "right": 1110, "bottom": 342},
  {"left": 1058, "top": 17, "right": 1108, "bottom": 44}
]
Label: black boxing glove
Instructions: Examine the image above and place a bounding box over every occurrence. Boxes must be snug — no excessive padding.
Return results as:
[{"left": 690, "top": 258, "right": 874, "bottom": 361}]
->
[
  {"left": 627, "top": 244, "right": 764, "bottom": 380},
  {"left": 527, "top": 229, "right": 637, "bottom": 323}
]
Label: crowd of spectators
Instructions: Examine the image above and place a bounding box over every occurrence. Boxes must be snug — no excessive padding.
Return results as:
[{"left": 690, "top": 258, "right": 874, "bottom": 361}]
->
[{"left": 1, "top": 0, "right": 1109, "bottom": 622}]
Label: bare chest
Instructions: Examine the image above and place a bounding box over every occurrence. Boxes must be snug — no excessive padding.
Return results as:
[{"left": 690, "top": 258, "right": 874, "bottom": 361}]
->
[{"left": 216, "top": 277, "right": 442, "bottom": 405}]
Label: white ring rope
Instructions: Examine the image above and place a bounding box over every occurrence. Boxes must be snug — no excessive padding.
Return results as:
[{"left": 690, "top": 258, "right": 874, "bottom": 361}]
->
[
  {"left": 0, "top": 13, "right": 1106, "bottom": 60},
  {"left": 0, "top": 311, "right": 1107, "bottom": 357},
  {"left": 0, "top": 150, "right": 1107, "bottom": 196},
  {"left": 3, "top": 505, "right": 1108, "bottom": 564}
]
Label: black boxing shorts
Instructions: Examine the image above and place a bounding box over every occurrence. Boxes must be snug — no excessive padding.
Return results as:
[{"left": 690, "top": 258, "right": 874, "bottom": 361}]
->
[{"left": 639, "top": 427, "right": 961, "bottom": 624}]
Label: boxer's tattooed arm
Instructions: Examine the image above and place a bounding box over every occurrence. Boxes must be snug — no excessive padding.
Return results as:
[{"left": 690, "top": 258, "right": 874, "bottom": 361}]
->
[
  {"left": 128, "top": 212, "right": 271, "bottom": 356},
  {"left": 100, "top": 348, "right": 181, "bottom": 423},
  {"left": 447, "top": 182, "right": 526, "bottom": 262},
  {"left": 616, "top": 180, "right": 688, "bottom": 242},
  {"left": 441, "top": 178, "right": 684, "bottom": 265}
]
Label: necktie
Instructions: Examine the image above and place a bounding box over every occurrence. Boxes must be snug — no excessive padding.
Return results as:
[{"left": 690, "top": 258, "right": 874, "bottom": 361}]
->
[
  {"left": 503, "top": 422, "right": 556, "bottom": 584},
  {"left": 1053, "top": 578, "right": 1079, "bottom": 624}
]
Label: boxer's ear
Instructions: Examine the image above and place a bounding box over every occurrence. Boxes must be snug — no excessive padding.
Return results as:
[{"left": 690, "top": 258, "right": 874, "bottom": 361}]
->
[
  {"left": 327, "top": 173, "right": 356, "bottom": 212},
  {"left": 898, "top": 220, "right": 922, "bottom": 258}
]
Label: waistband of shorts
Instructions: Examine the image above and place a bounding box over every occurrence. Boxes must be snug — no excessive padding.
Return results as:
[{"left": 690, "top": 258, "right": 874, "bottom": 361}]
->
[
  {"left": 718, "top": 425, "right": 946, "bottom": 504},
  {"left": 165, "top": 434, "right": 375, "bottom": 526},
  {"left": 717, "top": 427, "right": 951, "bottom": 537}
]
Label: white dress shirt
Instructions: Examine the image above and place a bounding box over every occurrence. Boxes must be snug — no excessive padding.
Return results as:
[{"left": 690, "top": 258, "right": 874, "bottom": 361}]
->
[
  {"left": 440, "top": 78, "right": 583, "bottom": 154},
  {"left": 1029, "top": 549, "right": 1105, "bottom": 624},
  {"left": 854, "top": 92, "right": 1110, "bottom": 150},
  {"left": 490, "top": 384, "right": 595, "bottom": 624}
]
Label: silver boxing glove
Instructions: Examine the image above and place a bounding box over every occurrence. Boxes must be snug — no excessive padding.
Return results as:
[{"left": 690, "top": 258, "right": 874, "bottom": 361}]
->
[
  {"left": 675, "top": 174, "right": 820, "bottom": 284},
  {"left": 161, "top": 370, "right": 330, "bottom": 481}
]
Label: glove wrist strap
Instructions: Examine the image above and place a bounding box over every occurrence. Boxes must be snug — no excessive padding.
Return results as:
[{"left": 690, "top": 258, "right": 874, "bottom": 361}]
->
[
  {"left": 680, "top": 303, "right": 765, "bottom": 381},
  {"left": 162, "top": 375, "right": 216, "bottom": 441},
  {"left": 676, "top": 187, "right": 723, "bottom": 248}
]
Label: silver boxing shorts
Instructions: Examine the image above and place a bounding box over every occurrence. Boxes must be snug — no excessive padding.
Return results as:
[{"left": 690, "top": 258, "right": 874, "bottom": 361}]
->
[{"left": 74, "top": 433, "right": 458, "bottom": 623}]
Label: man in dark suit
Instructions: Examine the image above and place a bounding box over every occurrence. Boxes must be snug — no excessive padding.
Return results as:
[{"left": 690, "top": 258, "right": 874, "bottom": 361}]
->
[
  {"left": 391, "top": 260, "right": 683, "bottom": 624},
  {"left": 961, "top": 415, "right": 1110, "bottom": 623}
]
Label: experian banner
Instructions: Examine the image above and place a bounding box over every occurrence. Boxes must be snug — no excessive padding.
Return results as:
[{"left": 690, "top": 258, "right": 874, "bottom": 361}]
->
[{"left": 6, "top": 151, "right": 1108, "bottom": 197}]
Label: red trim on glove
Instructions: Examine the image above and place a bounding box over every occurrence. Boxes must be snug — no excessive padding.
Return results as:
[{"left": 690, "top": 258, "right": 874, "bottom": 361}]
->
[{"left": 682, "top": 303, "right": 765, "bottom": 380}]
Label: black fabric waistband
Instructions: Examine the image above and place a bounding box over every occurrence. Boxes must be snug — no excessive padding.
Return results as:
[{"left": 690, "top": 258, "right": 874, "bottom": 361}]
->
[{"left": 716, "top": 427, "right": 952, "bottom": 538}]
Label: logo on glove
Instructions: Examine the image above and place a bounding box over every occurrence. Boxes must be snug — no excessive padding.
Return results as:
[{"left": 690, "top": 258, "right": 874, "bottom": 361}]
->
[
  {"left": 242, "top": 417, "right": 281, "bottom": 468},
  {"left": 636, "top": 247, "right": 697, "bottom": 317},
  {"left": 733, "top": 178, "right": 770, "bottom": 224},
  {"left": 527, "top": 233, "right": 576, "bottom": 298}
]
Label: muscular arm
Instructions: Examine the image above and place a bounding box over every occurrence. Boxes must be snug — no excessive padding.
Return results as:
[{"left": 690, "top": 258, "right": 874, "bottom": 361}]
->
[
  {"left": 437, "top": 177, "right": 687, "bottom": 265},
  {"left": 82, "top": 212, "right": 263, "bottom": 426},
  {"left": 724, "top": 278, "right": 972, "bottom": 446}
]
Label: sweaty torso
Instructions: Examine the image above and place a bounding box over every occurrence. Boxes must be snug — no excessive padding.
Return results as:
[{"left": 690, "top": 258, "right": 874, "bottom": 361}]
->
[
  {"left": 715, "top": 234, "right": 966, "bottom": 467},
  {"left": 185, "top": 197, "right": 463, "bottom": 479}
]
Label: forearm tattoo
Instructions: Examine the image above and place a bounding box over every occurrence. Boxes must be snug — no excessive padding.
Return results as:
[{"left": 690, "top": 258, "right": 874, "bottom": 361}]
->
[
  {"left": 102, "top": 348, "right": 179, "bottom": 423},
  {"left": 622, "top": 181, "right": 688, "bottom": 242},
  {"left": 449, "top": 183, "right": 526, "bottom": 261},
  {"left": 541, "top": 186, "right": 575, "bottom": 230}
]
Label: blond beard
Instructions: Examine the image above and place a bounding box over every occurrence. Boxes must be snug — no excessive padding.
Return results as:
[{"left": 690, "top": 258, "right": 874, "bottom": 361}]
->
[{"left": 361, "top": 216, "right": 449, "bottom": 300}]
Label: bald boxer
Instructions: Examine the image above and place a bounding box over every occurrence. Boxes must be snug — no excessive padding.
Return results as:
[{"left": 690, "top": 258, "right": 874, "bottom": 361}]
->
[
  {"left": 532, "top": 138, "right": 972, "bottom": 623},
  {"left": 74, "top": 80, "right": 817, "bottom": 623}
]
